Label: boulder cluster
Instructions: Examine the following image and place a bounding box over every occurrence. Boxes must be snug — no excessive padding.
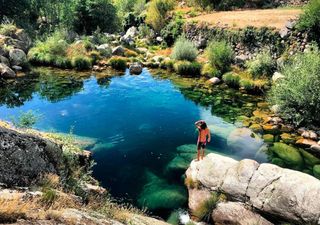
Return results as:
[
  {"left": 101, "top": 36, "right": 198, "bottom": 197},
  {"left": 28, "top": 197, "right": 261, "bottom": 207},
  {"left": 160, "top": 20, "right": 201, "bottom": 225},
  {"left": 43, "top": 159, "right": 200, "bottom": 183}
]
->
[
  {"left": 186, "top": 153, "right": 320, "bottom": 224},
  {"left": 0, "top": 27, "right": 31, "bottom": 78}
]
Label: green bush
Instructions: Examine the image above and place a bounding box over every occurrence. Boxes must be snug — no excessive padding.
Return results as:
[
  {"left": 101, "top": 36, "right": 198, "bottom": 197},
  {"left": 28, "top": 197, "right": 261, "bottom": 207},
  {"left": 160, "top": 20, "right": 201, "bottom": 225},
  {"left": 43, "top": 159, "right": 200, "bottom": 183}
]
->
[
  {"left": 109, "top": 57, "right": 128, "bottom": 70},
  {"left": 171, "top": 36, "right": 198, "bottom": 62},
  {"left": 161, "top": 14, "right": 185, "bottom": 46},
  {"left": 73, "top": 0, "right": 119, "bottom": 35},
  {"left": 297, "top": 0, "right": 320, "bottom": 38},
  {"left": 268, "top": 48, "right": 320, "bottom": 126},
  {"left": 246, "top": 50, "right": 276, "bottom": 78},
  {"left": 145, "top": 0, "right": 174, "bottom": 32},
  {"left": 206, "top": 40, "right": 234, "bottom": 75},
  {"left": 222, "top": 72, "right": 240, "bottom": 87},
  {"left": 201, "top": 63, "right": 221, "bottom": 77},
  {"left": 71, "top": 56, "right": 92, "bottom": 70},
  {"left": 174, "top": 61, "right": 202, "bottom": 76},
  {"left": 0, "top": 23, "right": 17, "bottom": 36}
]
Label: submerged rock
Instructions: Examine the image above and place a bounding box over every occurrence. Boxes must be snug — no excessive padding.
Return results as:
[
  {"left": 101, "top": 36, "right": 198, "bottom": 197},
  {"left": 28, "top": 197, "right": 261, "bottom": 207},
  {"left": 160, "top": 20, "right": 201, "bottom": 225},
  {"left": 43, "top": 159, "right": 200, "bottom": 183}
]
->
[
  {"left": 227, "top": 128, "right": 265, "bottom": 160},
  {"left": 138, "top": 171, "right": 187, "bottom": 210},
  {"left": 186, "top": 153, "right": 320, "bottom": 224},
  {"left": 270, "top": 142, "right": 303, "bottom": 169}
]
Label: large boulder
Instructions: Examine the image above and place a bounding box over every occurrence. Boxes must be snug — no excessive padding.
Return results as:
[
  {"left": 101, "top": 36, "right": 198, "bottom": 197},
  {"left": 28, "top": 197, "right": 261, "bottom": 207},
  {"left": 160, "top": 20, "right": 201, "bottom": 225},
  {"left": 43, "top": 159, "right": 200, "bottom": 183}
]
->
[
  {"left": 9, "top": 48, "right": 27, "bottom": 66},
  {"left": 0, "top": 63, "right": 16, "bottom": 78},
  {"left": 212, "top": 202, "right": 273, "bottom": 225},
  {"left": 0, "top": 55, "right": 10, "bottom": 66},
  {"left": 129, "top": 63, "right": 143, "bottom": 75},
  {"left": 186, "top": 153, "right": 320, "bottom": 224},
  {"left": 0, "top": 126, "right": 63, "bottom": 187}
]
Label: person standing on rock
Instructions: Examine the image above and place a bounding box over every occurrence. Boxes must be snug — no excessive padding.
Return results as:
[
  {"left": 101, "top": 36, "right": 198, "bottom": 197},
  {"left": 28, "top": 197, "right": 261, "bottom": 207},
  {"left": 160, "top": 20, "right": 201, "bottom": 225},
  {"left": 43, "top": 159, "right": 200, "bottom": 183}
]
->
[{"left": 195, "top": 120, "right": 211, "bottom": 161}]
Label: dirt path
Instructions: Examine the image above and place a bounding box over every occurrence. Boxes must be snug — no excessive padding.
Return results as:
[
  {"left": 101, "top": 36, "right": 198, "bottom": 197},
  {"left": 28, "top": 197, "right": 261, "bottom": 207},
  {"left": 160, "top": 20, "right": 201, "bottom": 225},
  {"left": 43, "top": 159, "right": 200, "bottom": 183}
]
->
[{"left": 185, "top": 8, "right": 302, "bottom": 29}]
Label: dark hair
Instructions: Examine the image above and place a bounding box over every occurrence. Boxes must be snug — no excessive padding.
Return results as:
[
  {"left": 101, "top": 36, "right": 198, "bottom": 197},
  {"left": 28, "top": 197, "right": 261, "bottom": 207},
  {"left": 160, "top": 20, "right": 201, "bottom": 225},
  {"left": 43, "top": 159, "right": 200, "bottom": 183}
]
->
[{"left": 200, "top": 122, "right": 207, "bottom": 130}]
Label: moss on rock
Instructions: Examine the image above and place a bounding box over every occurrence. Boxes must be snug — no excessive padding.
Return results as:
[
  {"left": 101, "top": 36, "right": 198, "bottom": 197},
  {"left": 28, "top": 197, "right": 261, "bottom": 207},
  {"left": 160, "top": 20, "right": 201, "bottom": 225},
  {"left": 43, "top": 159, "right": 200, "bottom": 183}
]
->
[
  {"left": 270, "top": 143, "right": 303, "bottom": 169},
  {"left": 313, "top": 165, "right": 320, "bottom": 179}
]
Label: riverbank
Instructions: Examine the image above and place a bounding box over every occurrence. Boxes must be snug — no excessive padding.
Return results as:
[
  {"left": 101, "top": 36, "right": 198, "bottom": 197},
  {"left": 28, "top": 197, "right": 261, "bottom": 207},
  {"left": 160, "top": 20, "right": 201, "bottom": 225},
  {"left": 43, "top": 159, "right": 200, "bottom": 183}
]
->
[{"left": 0, "top": 121, "right": 169, "bottom": 225}]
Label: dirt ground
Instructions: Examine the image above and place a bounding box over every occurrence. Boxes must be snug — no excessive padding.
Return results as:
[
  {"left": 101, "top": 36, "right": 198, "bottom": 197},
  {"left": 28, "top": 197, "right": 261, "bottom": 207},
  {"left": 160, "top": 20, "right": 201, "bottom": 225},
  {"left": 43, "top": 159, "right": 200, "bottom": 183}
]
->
[{"left": 185, "top": 8, "right": 302, "bottom": 29}]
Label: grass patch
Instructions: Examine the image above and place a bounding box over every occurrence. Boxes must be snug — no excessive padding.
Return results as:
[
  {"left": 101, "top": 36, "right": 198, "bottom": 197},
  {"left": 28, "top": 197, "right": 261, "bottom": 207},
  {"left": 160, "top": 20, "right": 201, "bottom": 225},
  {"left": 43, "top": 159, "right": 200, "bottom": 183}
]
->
[
  {"left": 222, "top": 72, "right": 241, "bottom": 88},
  {"left": 109, "top": 57, "right": 128, "bottom": 70},
  {"left": 192, "top": 192, "right": 225, "bottom": 222},
  {"left": 174, "top": 61, "right": 202, "bottom": 76}
]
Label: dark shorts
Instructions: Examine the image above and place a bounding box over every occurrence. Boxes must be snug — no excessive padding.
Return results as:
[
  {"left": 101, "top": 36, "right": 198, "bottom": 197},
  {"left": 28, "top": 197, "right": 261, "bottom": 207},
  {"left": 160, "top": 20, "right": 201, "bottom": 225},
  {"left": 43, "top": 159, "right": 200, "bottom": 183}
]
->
[{"left": 197, "top": 142, "right": 206, "bottom": 150}]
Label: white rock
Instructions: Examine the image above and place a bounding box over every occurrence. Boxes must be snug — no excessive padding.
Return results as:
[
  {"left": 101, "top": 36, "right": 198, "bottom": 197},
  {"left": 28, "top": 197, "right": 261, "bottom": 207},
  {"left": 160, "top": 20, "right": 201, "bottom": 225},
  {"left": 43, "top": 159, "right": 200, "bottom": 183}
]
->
[
  {"left": 0, "top": 63, "right": 16, "bottom": 78},
  {"left": 9, "top": 48, "right": 27, "bottom": 66},
  {"left": 212, "top": 202, "right": 274, "bottom": 225},
  {"left": 186, "top": 153, "right": 320, "bottom": 224},
  {"left": 208, "top": 77, "right": 220, "bottom": 85},
  {"left": 272, "top": 72, "right": 285, "bottom": 82}
]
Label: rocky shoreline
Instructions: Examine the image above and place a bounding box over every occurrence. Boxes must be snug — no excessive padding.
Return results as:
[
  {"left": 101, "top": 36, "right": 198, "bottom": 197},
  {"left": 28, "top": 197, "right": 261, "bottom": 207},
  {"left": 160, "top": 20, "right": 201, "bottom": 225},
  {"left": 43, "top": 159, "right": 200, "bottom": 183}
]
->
[
  {"left": 0, "top": 122, "right": 169, "bottom": 225},
  {"left": 186, "top": 153, "right": 320, "bottom": 224}
]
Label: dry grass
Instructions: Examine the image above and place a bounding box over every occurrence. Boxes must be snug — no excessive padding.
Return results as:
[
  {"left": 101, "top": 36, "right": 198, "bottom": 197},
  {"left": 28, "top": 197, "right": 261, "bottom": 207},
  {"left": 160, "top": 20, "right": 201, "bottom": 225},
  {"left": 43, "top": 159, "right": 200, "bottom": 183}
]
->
[
  {"left": 0, "top": 198, "right": 29, "bottom": 223},
  {"left": 185, "top": 177, "right": 200, "bottom": 189},
  {"left": 186, "top": 8, "right": 302, "bottom": 29},
  {"left": 156, "top": 48, "right": 172, "bottom": 57}
]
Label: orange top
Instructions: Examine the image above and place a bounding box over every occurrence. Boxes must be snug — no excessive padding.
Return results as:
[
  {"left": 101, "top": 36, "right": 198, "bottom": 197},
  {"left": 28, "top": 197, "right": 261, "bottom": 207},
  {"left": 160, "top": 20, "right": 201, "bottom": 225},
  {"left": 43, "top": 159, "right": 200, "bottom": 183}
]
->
[{"left": 198, "top": 128, "right": 209, "bottom": 142}]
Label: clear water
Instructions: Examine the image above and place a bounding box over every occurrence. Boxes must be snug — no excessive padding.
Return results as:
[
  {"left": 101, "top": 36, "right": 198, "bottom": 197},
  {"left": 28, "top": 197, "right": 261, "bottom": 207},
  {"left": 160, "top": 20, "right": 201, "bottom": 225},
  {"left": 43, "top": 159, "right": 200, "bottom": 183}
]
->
[{"left": 0, "top": 68, "right": 267, "bottom": 218}]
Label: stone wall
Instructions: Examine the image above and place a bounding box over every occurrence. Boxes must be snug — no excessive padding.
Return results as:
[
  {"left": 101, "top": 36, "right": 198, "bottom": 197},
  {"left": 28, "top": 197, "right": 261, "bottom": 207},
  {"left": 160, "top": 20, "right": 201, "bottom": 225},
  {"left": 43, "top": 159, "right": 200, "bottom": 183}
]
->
[{"left": 183, "top": 22, "right": 310, "bottom": 65}]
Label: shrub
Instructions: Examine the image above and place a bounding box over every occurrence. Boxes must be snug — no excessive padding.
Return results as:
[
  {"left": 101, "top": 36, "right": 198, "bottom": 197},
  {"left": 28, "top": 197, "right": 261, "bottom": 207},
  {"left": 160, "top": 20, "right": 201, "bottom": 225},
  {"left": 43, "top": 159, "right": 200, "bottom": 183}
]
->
[
  {"left": 268, "top": 48, "right": 320, "bottom": 126},
  {"left": 222, "top": 72, "right": 240, "bottom": 87},
  {"left": 297, "top": 0, "right": 320, "bottom": 38},
  {"left": 73, "top": 0, "right": 119, "bottom": 35},
  {"left": 206, "top": 40, "right": 234, "bottom": 75},
  {"left": 109, "top": 57, "right": 128, "bottom": 70},
  {"left": 160, "top": 59, "right": 175, "bottom": 70},
  {"left": 0, "top": 23, "right": 17, "bottom": 36},
  {"left": 161, "top": 14, "right": 185, "bottom": 46},
  {"left": 201, "top": 63, "right": 221, "bottom": 77},
  {"left": 174, "top": 61, "right": 202, "bottom": 76},
  {"left": 41, "top": 188, "right": 58, "bottom": 206},
  {"left": 71, "top": 56, "right": 92, "bottom": 70},
  {"left": 145, "top": 0, "right": 174, "bottom": 32},
  {"left": 171, "top": 36, "right": 198, "bottom": 62},
  {"left": 246, "top": 50, "right": 276, "bottom": 78}
]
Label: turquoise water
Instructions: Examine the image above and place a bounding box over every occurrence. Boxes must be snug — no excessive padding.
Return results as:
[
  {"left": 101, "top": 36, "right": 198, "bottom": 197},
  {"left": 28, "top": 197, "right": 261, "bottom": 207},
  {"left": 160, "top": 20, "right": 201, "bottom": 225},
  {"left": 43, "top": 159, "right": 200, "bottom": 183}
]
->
[{"left": 0, "top": 68, "right": 267, "bottom": 217}]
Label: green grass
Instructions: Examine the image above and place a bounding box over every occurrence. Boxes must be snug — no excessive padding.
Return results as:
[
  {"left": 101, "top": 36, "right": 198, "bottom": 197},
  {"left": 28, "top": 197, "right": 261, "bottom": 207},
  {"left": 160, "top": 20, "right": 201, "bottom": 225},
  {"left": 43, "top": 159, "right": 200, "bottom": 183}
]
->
[
  {"left": 222, "top": 72, "right": 241, "bottom": 87},
  {"left": 192, "top": 192, "right": 221, "bottom": 222},
  {"left": 173, "top": 61, "right": 202, "bottom": 76},
  {"left": 109, "top": 57, "right": 128, "bottom": 70}
]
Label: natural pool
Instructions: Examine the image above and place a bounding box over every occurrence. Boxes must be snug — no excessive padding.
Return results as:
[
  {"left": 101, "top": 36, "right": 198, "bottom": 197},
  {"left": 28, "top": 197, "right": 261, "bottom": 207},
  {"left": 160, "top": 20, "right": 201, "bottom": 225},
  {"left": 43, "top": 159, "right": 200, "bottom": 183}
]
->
[{"left": 0, "top": 67, "right": 268, "bottom": 218}]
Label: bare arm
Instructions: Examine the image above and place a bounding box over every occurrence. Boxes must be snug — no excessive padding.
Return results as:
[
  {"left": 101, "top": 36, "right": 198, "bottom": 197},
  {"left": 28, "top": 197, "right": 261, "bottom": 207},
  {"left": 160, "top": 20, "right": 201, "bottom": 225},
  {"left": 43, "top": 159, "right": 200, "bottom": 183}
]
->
[
  {"left": 195, "top": 120, "right": 204, "bottom": 129},
  {"left": 207, "top": 128, "right": 211, "bottom": 142}
]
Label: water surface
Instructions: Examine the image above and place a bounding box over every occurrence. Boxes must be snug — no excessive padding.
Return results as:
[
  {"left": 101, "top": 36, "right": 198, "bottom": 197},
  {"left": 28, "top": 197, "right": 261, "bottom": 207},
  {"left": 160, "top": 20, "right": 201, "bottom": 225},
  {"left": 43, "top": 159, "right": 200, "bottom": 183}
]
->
[{"left": 0, "top": 68, "right": 266, "bottom": 217}]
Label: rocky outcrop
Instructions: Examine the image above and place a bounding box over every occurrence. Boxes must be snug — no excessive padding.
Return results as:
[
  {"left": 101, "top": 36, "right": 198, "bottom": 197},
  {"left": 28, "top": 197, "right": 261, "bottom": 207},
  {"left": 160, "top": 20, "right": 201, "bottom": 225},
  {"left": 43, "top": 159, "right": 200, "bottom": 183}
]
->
[
  {"left": 129, "top": 62, "right": 143, "bottom": 75},
  {"left": 0, "top": 63, "right": 16, "bottom": 78},
  {"left": 0, "top": 126, "right": 63, "bottom": 187},
  {"left": 186, "top": 153, "right": 320, "bottom": 224},
  {"left": 0, "top": 27, "right": 31, "bottom": 77}
]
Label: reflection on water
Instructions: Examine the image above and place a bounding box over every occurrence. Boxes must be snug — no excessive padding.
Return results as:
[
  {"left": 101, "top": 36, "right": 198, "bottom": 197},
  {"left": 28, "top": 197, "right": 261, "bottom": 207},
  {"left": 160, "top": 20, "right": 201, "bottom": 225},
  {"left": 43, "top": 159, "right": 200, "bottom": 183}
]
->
[{"left": 0, "top": 67, "right": 268, "bottom": 218}]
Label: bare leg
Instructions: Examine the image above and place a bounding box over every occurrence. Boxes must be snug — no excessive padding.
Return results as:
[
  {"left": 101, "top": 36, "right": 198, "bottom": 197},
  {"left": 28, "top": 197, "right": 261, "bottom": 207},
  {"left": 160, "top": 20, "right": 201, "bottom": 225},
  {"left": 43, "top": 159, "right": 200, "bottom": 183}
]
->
[
  {"left": 201, "top": 148, "right": 205, "bottom": 160},
  {"left": 197, "top": 149, "right": 200, "bottom": 161}
]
